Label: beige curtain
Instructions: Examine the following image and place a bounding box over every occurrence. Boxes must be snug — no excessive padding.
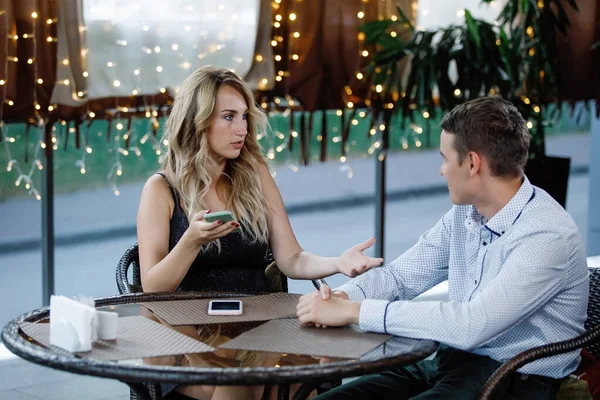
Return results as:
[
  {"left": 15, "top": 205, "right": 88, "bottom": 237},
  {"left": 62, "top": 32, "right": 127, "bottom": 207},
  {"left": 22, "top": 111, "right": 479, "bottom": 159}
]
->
[{"left": 51, "top": 0, "right": 274, "bottom": 108}]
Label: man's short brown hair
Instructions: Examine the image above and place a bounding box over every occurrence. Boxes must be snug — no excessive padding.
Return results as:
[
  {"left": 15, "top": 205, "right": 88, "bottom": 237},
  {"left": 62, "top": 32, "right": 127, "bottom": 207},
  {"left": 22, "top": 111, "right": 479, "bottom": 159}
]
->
[{"left": 440, "top": 96, "right": 530, "bottom": 178}]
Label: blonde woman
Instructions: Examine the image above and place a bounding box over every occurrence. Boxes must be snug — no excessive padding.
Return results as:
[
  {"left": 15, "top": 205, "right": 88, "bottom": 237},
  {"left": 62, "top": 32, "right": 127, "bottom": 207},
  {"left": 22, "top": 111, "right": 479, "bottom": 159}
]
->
[{"left": 136, "top": 66, "right": 383, "bottom": 399}]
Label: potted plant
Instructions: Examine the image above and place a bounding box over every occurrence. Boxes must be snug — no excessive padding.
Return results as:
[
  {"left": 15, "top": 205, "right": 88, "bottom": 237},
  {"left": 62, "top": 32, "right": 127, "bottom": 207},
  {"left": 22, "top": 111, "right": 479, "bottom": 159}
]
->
[{"left": 359, "top": 0, "right": 580, "bottom": 207}]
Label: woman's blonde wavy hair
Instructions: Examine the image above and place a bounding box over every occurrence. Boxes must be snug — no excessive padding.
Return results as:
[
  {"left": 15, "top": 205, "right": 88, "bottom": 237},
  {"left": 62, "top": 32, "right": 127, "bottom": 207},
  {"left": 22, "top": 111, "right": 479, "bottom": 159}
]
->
[{"left": 161, "top": 66, "right": 269, "bottom": 251}]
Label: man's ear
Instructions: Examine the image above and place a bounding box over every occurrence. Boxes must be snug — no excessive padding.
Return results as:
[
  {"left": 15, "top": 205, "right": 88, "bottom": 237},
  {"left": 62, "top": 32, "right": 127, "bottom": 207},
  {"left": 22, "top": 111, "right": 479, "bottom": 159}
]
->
[{"left": 467, "top": 151, "right": 482, "bottom": 176}]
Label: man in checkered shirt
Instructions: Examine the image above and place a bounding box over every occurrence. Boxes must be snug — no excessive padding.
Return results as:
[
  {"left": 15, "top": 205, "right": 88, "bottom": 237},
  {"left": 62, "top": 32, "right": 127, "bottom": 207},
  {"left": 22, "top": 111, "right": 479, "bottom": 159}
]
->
[{"left": 298, "top": 96, "right": 589, "bottom": 399}]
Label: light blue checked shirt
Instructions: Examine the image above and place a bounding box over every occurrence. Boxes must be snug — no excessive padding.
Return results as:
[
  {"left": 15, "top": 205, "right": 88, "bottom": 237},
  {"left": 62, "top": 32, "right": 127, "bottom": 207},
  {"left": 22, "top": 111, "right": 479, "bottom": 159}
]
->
[{"left": 337, "top": 177, "right": 589, "bottom": 378}]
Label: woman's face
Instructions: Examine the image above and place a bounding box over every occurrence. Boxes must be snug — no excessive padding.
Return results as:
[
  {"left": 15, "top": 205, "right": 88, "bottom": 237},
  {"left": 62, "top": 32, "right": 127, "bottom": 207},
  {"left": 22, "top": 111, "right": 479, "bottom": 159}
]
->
[{"left": 205, "top": 85, "right": 249, "bottom": 161}]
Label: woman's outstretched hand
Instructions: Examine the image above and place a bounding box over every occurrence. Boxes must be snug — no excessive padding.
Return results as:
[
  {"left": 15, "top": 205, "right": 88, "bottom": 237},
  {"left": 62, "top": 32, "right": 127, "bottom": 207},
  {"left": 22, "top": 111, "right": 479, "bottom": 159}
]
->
[
  {"left": 336, "top": 237, "right": 384, "bottom": 277},
  {"left": 185, "top": 210, "right": 240, "bottom": 247}
]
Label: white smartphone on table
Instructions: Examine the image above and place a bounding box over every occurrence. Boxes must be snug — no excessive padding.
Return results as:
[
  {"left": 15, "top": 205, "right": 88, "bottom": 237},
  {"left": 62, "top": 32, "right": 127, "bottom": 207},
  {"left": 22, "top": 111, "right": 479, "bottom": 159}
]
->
[{"left": 208, "top": 300, "right": 243, "bottom": 316}]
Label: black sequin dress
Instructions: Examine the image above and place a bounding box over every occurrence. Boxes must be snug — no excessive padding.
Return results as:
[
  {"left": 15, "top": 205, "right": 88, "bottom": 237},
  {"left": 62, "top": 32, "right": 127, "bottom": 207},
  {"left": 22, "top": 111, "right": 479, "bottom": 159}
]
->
[{"left": 157, "top": 173, "right": 269, "bottom": 294}]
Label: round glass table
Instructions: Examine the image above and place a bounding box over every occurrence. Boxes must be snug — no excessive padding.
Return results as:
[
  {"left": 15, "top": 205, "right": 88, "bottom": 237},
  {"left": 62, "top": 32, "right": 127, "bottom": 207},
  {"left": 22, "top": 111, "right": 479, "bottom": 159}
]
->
[{"left": 2, "top": 292, "right": 438, "bottom": 400}]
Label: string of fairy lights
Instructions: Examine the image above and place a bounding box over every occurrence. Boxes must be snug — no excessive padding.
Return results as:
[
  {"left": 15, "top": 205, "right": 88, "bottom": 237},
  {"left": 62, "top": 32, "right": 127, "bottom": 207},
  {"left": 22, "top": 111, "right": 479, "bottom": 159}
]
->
[
  {"left": 1, "top": 8, "right": 45, "bottom": 200},
  {"left": 1, "top": 0, "right": 500, "bottom": 200}
]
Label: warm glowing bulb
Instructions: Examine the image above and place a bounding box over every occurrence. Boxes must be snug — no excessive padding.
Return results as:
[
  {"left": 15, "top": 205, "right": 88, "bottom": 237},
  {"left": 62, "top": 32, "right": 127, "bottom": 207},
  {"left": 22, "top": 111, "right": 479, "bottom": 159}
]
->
[
  {"left": 347, "top": 101, "right": 354, "bottom": 108},
  {"left": 48, "top": 105, "right": 54, "bottom": 111},
  {"left": 160, "top": 87, "right": 166, "bottom": 93},
  {"left": 132, "top": 89, "right": 139, "bottom": 95},
  {"left": 89, "top": 111, "right": 96, "bottom": 118},
  {"left": 255, "top": 54, "right": 263, "bottom": 62},
  {"left": 275, "top": 14, "right": 282, "bottom": 21},
  {"left": 154, "top": 46, "right": 161, "bottom": 53},
  {"left": 77, "top": 91, "right": 84, "bottom": 97},
  {"left": 35, "top": 104, "right": 41, "bottom": 110},
  {"left": 293, "top": 32, "right": 300, "bottom": 38},
  {"left": 292, "top": 54, "right": 299, "bottom": 60},
  {"left": 172, "top": 44, "right": 179, "bottom": 51},
  {"left": 275, "top": 55, "right": 282, "bottom": 61},
  {"left": 361, "top": 50, "right": 369, "bottom": 57},
  {"left": 83, "top": 71, "right": 89, "bottom": 77},
  {"left": 454, "top": 88, "right": 461, "bottom": 96},
  {"left": 80, "top": 167, "right": 86, "bottom": 174},
  {"left": 107, "top": 61, "right": 114, "bottom": 67},
  {"left": 336, "top": 110, "right": 343, "bottom": 116},
  {"left": 62, "top": 58, "right": 69, "bottom": 65},
  {"left": 156, "top": 66, "right": 163, "bottom": 72},
  {"left": 357, "top": 11, "right": 365, "bottom": 18},
  {"left": 375, "top": 85, "right": 383, "bottom": 93},
  {"left": 423, "top": 111, "right": 430, "bottom": 118},
  {"left": 526, "top": 26, "right": 534, "bottom": 36},
  {"left": 527, "top": 121, "right": 533, "bottom": 129},
  {"left": 356, "top": 72, "right": 363, "bottom": 79},
  {"left": 0, "top": 80, "right": 5, "bottom": 85},
  {"left": 289, "top": 13, "right": 297, "bottom": 21},
  {"left": 117, "top": 169, "right": 123, "bottom": 176},
  {"left": 37, "top": 78, "right": 43, "bottom": 84},
  {"left": 31, "top": 12, "right": 38, "bottom": 18},
  {"left": 27, "top": 58, "right": 33, "bottom": 64},
  {"left": 113, "top": 80, "right": 120, "bottom": 87},
  {"left": 47, "top": 18, "right": 52, "bottom": 24}
]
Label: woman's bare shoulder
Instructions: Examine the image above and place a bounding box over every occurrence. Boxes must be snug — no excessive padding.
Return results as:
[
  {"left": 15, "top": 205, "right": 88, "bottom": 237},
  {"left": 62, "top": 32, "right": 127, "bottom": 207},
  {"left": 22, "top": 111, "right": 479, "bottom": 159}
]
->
[{"left": 141, "top": 172, "right": 173, "bottom": 202}]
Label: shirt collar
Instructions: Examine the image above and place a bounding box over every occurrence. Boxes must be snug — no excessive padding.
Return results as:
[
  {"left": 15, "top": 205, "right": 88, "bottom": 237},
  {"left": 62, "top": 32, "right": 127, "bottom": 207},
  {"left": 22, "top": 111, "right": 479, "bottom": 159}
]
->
[{"left": 484, "top": 177, "right": 534, "bottom": 237}]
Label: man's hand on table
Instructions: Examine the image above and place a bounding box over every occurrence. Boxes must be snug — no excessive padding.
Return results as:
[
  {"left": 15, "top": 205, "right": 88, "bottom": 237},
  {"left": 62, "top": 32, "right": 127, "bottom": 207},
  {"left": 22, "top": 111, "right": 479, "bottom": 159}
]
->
[{"left": 297, "top": 283, "right": 361, "bottom": 328}]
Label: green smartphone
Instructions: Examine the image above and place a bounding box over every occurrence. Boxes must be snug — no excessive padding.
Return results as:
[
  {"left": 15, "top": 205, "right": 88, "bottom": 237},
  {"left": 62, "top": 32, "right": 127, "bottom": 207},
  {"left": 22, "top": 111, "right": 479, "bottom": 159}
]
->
[{"left": 204, "top": 211, "right": 240, "bottom": 232}]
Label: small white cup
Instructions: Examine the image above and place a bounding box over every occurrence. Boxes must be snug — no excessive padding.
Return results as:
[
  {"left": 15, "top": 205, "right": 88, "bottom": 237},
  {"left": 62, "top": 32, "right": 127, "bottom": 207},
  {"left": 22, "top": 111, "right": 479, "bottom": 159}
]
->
[{"left": 96, "top": 311, "right": 118, "bottom": 340}]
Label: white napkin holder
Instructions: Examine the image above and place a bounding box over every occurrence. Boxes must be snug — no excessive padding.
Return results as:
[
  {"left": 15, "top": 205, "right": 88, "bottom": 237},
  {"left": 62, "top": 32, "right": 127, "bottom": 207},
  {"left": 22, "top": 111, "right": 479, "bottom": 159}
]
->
[{"left": 49, "top": 295, "right": 118, "bottom": 353}]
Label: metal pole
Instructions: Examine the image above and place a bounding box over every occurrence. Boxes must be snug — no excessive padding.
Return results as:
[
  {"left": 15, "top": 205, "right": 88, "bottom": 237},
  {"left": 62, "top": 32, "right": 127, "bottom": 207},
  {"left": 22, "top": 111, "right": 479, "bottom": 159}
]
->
[
  {"left": 374, "top": 114, "right": 386, "bottom": 259},
  {"left": 375, "top": 147, "right": 386, "bottom": 259},
  {"left": 41, "top": 126, "right": 55, "bottom": 306}
]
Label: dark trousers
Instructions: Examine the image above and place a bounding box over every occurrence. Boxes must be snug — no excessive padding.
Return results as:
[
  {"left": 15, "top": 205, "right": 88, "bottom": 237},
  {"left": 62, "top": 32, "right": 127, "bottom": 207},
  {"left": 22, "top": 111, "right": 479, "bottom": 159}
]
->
[{"left": 315, "top": 346, "right": 562, "bottom": 400}]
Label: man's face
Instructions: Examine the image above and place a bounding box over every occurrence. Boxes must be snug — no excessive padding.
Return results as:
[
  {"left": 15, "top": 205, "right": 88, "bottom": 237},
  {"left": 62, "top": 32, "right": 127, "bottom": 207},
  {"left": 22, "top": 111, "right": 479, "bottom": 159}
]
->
[{"left": 439, "top": 130, "right": 471, "bottom": 205}]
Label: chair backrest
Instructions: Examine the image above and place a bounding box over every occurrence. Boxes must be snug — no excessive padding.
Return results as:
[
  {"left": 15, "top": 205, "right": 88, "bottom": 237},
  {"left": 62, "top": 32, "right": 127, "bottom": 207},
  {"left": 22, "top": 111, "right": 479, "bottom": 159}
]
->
[
  {"left": 116, "top": 243, "right": 142, "bottom": 294},
  {"left": 585, "top": 267, "right": 600, "bottom": 359},
  {"left": 116, "top": 242, "right": 290, "bottom": 294}
]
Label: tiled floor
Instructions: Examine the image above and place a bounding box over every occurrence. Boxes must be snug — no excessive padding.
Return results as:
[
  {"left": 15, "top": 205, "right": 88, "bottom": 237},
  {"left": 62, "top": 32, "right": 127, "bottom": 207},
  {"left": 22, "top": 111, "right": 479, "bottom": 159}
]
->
[{"left": 0, "top": 346, "right": 129, "bottom": 399}]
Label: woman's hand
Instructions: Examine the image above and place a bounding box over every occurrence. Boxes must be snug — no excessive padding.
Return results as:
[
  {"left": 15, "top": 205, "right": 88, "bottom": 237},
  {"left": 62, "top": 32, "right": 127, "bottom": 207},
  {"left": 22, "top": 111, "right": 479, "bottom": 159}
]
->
[
  {"left": 336, "top": 237, "right": 384, "bottom": 277},
  {"left": 185, "top": 210, "right": 240, "bottom": 247}
]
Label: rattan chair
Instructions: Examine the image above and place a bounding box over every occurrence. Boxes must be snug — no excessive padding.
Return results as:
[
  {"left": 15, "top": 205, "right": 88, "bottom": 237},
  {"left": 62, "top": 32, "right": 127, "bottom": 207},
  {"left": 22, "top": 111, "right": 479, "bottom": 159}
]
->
[
  {"left": 116, "top": 242, "right": 336, "bottom": 400},
  {"left": 479, "top": 267, "right": 600, "bottom": 400},
  {"left": 116, "top": 242, "right": 288, "bottom": 295}
]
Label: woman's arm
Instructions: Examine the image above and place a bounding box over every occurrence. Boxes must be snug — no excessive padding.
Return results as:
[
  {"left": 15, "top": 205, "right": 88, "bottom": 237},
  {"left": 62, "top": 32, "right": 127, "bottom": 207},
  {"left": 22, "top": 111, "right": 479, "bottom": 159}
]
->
[
  {"left": 260, "top": 164, "right": 383, "bottom": 280},
  {"left": 137, "top": 175, "right": 201, "bottom": 292},
  {"left": 137, "top": 175, "right": 238, "bottom": 292}
]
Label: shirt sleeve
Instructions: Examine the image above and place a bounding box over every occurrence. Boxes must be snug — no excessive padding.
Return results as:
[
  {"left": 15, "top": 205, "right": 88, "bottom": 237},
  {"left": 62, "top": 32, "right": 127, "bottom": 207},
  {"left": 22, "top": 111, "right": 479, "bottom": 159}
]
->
[
  {"left": 335, "top": 207, "right": 453, "bottom": 302},
  {"left": 358, "top": 229, "right": 571, "bottom": 350}
]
